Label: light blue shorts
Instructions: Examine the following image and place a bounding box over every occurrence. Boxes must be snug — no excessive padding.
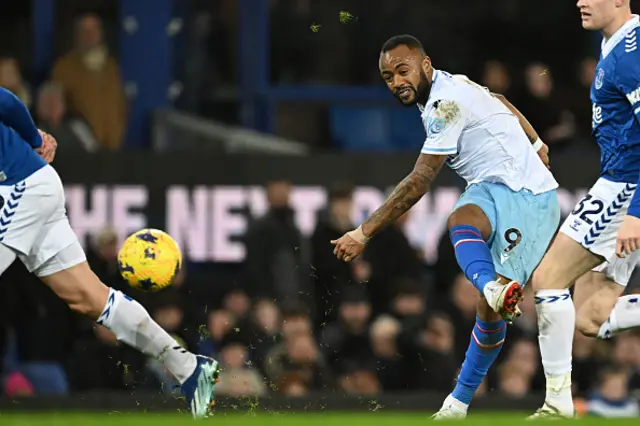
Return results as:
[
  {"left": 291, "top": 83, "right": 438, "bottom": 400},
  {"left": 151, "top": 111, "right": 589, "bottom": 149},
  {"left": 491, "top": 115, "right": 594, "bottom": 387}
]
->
[{"left": 453, "top": 182, "right": 560, "bottom": 285}]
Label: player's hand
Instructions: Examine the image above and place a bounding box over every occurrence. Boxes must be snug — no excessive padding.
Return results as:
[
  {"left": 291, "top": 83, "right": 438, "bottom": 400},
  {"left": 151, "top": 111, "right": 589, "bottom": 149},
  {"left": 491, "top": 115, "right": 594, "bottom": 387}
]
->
[
  {"left": 36, "top": 130, "right": 57, "bottom": 164},
  {"left": 537, "top": 142, "right": 550, "bottom": 169},
  {"left": 616, "top": 215, "right": 640, "bottom": 258},
  {"left": 331, "top": 232, "right": 366, "bottom": 262}
]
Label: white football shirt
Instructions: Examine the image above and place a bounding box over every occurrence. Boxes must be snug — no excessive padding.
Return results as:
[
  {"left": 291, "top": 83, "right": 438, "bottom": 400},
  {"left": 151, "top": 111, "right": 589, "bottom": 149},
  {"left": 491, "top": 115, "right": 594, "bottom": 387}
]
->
[{"left": 419, "top": 70, "right": 558, "bottom": 194}]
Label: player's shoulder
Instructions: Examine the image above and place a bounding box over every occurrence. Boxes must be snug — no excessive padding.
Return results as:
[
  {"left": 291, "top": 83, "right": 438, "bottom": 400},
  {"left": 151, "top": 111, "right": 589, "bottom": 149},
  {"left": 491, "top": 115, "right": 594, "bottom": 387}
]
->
[{"left": 611, "top": 26, "right": 640, "bottom": 69}]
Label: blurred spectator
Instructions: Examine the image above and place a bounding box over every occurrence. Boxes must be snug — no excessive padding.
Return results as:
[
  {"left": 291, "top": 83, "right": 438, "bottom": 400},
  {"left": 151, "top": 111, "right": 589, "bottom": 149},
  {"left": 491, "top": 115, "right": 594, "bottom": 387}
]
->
[
  {"left": 85, "top": 228, "right": 118, "bottom": 282},
  {"left": 311, "top": 182, "right": 358, "bottom": 328},
  {"left": 0, "top": 262, "right": 76, "bottom": 395},
  {"left": 321, "top": 288, "right": 376, "bottom": 384},
  {"left": 248, "top": 299, "right": 281, "bottom": 370},
  {"left": 588, "top": 367, "right": 640, "bottom": 418},
  {"left": 573, "top": 331, "right": 610, "bottom": 396},
  {"left": 481, "top": 60, "right": 512, "bottom": 97},
  {"left": 0, "top": 57, "right": 31, "bottom": 107},
  {"left": 390, "top": 279, "right": 427, "bottom": 323},
  {"left": 66, "top": 324, "right": 143, "bottom": 391},
  {"left": 264, "top": 302, "right": 333, "bottom": 393},
  {"left": 223, "top": 288, "right": 251, "bottom": 322},
  {"left": 396, "top": 312, "right": 457, "bottom": 391},
  {"left": 52, "top": 13, "right": 127, "bottom": 150},
  {"left": 3, "top": 371, "right": 34, "bottom": 397},
  {"left": 216, "top": 342, "right": 266, "bottom": 397},
  {"left": 443, "top": 273, "right": 479, "bottom": 358},
  {"left": 252, "top": 299, "right": 281, "bottom": 336},
  {"left": 244, "top": 180, "right": 311, "bottom": 306},
  {"left": 35, "top": 82, "right": 99, "bottom": 151},
  {"left": 370, "top": 315, "right": 405, "bottom": 391},
  {"left": 611, "top": 332, "right": 640, "bottom": 391},
  {"left": 517, "top": 63, "right": 575, "bottom": 148},
  {"left": 339, "top": 370, "right": 381, "bottom": 396},
  {"left": 573, "top": 57, "right": 599, "bottom": 138},
  {"left": 497, "top": 362, "right": 530, "bottom": 398},
  {"left": 265, "top": 332, "right": 333, "bottom": 394},
  {"left": 197, "top": 309, "right": 234, "bottom": 359},
  {"left": 280, "top": 301, "right": 313, "bottom": 340},
  {"left": 362, "top": 212, "right": 425, "bottom": 315},
  {"left": 501, "top": 339, "right": 541, "bottom": 391}
]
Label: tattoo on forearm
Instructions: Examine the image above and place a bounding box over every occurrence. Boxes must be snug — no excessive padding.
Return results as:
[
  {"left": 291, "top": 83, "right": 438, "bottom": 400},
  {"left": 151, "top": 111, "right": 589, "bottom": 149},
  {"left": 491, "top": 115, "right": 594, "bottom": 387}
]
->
[{"left": 362, "top": 162, "right": 438, "bottom": 237}]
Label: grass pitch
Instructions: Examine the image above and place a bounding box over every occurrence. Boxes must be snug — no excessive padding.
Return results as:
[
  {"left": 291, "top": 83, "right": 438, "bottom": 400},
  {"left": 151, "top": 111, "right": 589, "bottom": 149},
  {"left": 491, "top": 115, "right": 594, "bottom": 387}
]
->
[{"left": 0, "top": 412, "right": 637, "bottom": 426}]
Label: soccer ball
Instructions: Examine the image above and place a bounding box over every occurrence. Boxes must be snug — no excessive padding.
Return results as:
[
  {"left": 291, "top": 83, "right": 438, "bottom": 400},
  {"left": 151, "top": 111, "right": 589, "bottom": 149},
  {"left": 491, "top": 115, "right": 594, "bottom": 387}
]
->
[{"left": 117, "top": 228, "right": 182, "bottom": 292}]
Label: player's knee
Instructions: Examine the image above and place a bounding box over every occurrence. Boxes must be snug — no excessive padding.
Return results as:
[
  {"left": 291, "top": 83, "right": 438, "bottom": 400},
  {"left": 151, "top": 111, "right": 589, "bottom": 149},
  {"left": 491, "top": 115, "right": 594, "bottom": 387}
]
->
[
  {"left": 447, "top": 205, "right": 491, "bottom": 239},
  {"left": 531, "top": 260, "right": 565, "bottom": 292},
  {"left": 530, "top": 265, "right": 552, "bottom": 291}
]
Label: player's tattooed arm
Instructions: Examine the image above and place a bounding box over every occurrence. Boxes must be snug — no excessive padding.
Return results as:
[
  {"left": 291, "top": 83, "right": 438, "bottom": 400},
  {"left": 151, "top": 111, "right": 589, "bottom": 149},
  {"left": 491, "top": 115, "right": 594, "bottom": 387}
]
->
[
  {"left": 361, "top": 154, "right": 447, "bottom": 238},
  {"left": 492, "top": 93, "right": 539, "bottom": 143}
]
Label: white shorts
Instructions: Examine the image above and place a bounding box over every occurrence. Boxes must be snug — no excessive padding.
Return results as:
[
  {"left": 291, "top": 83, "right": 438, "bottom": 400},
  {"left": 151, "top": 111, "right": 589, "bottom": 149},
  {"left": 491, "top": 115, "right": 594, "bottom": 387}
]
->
[
  {"left": 560, "top": 177, "right": 639, "bottom": 286},
  {"left": 0, "top": 165, "right": 85, "bottom": 276}
]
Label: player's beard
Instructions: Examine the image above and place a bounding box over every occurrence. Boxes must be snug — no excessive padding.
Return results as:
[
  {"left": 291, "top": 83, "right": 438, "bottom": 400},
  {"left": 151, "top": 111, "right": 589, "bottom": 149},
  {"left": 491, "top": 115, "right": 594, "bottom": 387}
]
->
[{"left": 396, "top": 70, "right": 432, "bottom": 107}]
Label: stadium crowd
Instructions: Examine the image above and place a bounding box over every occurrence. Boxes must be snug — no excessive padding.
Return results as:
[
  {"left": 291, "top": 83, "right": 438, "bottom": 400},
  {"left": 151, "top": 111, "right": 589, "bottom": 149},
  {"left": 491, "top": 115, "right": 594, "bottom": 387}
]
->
[{"left": 1, "top": 179, "right": 640, "bottom": 418}]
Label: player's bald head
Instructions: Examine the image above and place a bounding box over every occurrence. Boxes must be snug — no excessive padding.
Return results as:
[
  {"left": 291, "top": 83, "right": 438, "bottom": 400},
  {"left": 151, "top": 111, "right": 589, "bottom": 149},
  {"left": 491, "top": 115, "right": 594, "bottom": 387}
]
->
[
  {"left": 381, "top": 34, "right": 426, "bottom": 56},
  {"left": 379, "top": 35, "right": 427, "bottom": 71},
  {"left": 379, "top": 35, "right": 433, "bottom": 107}
]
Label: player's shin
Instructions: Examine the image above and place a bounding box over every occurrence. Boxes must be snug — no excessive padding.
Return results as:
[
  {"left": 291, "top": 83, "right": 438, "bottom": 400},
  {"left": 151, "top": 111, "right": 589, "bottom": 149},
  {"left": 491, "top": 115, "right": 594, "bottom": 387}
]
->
[
  {"left": 597, "top": 295, "right": 640, "bottom": 338},
  {"left": 535, "top": 289, "right": 575, "bottom": 414},
  {"left": 450, "top": 225, "right": 496, "bottom": 293},
  {"left": 97, "top": 287, "right": 197, "bottom": 383},
  {"left": 451, "top": 317, "right": 506, "bottom": 407}
]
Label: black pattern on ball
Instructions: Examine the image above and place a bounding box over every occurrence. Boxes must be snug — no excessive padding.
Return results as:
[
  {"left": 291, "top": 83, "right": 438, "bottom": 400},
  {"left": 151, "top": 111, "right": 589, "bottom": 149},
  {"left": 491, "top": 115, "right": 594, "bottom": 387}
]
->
[
  {"left": 118, "top": 260, "right": 134, "bottom": 275},
  {"left": 137, "top": 232, "right": 158, "bottom": 243},
  {"left": 139, "top": 279, "right": 157, "bottom": 291}
]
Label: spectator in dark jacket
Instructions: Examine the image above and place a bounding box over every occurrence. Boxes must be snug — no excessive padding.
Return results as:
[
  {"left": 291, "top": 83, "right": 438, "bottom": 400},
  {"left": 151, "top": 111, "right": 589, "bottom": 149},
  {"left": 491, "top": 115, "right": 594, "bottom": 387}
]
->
[
  {"left": 244, "top": 180, "right": 311, "bottom": 306},
  {"left": 311, "top": 182, "right": 360, "bottom": 328}
]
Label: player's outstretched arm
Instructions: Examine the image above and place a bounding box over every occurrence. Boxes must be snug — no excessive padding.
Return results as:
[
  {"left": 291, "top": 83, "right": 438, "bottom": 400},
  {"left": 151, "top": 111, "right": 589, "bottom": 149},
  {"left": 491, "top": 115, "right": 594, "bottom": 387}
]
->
[
  {"left": 361, "top": 153, "right": 446, "bottom": 237},
  {"left": 331, "top": 154, "right": 447, "bottom": 262},
  {"left": 0, "top": 88, "right": 42, "bottom": 148}
]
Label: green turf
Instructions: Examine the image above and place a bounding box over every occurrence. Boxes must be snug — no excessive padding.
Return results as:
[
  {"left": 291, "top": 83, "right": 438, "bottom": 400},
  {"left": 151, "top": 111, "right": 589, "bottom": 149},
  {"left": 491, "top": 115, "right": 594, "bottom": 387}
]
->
[{"left": 0, "top": 412, "right": 637, "bottom": 426}]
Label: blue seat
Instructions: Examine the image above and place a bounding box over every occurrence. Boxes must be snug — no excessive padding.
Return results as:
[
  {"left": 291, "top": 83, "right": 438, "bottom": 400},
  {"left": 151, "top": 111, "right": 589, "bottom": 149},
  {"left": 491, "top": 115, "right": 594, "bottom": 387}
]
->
[
  {"left": 329, "top": 107, "right": 392, "bottom": 151},
  {"left": 330, "top": 107, "right": 426, "bottom": 151},
  {"left": 389, "top": 108, "right": 425, "bottom": 151}
]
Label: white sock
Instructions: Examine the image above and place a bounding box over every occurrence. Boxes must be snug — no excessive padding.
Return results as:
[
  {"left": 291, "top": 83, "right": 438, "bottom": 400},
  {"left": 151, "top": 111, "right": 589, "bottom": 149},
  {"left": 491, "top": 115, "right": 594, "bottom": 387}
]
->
[
  {"left": 535, "top": 289, "right": 574, "bottom": 414},
  {"left": 97, "top": 288, "right": 197, "bottom": 384},
  {"left": 597, "top": 295, "right": 640, "bottom": 339}
]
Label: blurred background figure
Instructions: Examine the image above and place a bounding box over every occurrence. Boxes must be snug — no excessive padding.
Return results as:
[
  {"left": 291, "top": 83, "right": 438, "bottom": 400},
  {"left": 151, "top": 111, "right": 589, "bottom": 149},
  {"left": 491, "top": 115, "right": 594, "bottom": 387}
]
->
[
  {"left": 481, "top": 60, "right": 512, "bottom": 97},
  {"left": 52, "top": 13, "right": 127, "bottom": 150},
  {"left": 588, "top": 367, "right": 640, "bottom": 418},
  {"left": 517, "top": 63, "right": 575, "bottom": 150},
  {"left": 35, "top": 82, "right": 98, "bottom": 151},
  {"left": 0, "top": 57, "right": 31, "bottom": 107}
]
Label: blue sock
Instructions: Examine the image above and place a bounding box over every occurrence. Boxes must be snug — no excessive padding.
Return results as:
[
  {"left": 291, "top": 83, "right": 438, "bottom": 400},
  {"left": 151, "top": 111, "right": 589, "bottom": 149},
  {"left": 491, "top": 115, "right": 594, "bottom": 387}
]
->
[
  {"left": 450, "top": 225, "right": 496, "bottom": 293},
  {"left": 452, "top": 317, "right": 507, "bottom": 405}
]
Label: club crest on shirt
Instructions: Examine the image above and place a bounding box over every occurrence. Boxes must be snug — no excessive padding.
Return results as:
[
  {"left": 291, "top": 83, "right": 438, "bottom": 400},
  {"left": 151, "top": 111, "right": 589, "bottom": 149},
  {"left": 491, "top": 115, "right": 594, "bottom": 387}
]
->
[
  {"left": 426, "top": 100, "right": 460, "bottom": 138},
  {"left": 595, "top": 68, "right": 605, "bottom": 90},
  {"left": 427, "top": 116, "right": 446, "bottom": 137}
]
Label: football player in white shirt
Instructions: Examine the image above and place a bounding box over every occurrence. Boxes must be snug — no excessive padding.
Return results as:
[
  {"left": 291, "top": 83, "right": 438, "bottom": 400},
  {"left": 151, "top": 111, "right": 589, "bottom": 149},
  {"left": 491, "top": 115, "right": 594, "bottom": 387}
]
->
[{"left": 331, "top": 35, "right": 559, "bottom": 418}]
